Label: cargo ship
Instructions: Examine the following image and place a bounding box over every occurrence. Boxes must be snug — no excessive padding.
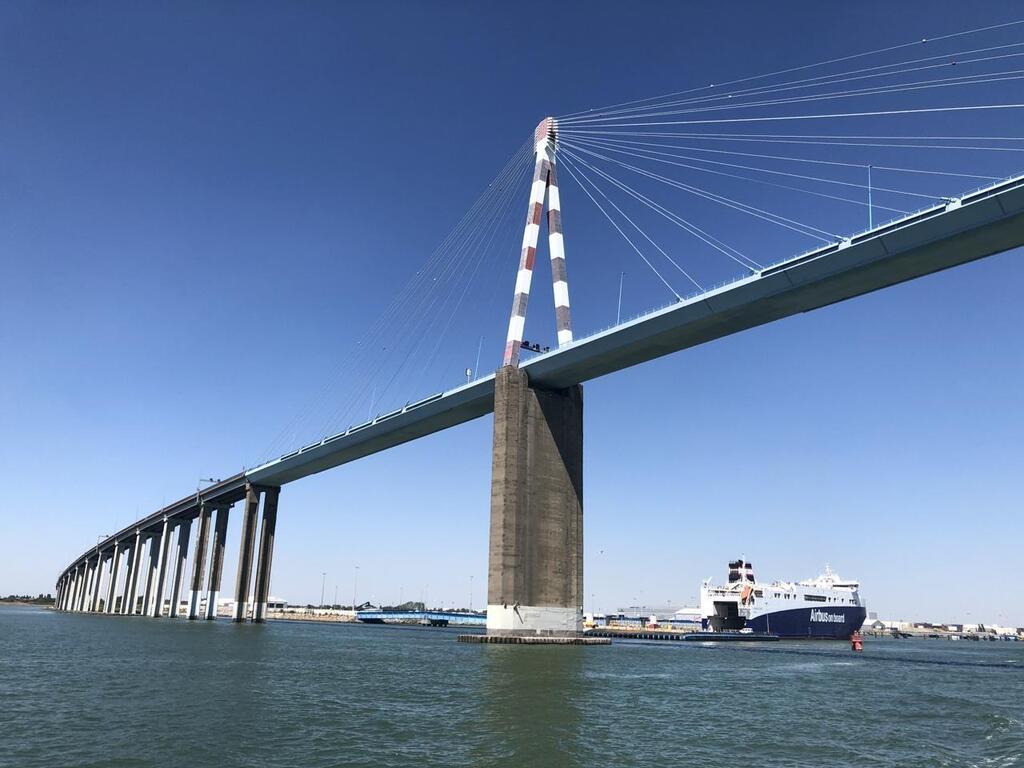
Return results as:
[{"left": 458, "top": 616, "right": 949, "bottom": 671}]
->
[{"left": 699, "top": 560, "right": 866, "bottom": 639}]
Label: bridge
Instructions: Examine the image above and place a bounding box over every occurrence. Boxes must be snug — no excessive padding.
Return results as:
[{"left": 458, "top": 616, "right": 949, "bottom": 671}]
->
[
  {"left": 53, "top": 29, "right": 1024, "bottom": 637},
  {"left": 356, "top": 610, "right": 487, "bottom": 627}
]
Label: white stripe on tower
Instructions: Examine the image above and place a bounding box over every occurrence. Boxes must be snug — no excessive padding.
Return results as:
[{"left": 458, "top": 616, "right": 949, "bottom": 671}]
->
[{"left": 546, "top": 148, "right": 572, "bottom": 347}]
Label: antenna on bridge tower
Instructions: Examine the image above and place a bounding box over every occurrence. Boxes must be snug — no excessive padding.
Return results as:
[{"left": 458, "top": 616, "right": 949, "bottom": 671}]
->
[{"left": 502, "top": 117, "right": 573, "bottom": 368}]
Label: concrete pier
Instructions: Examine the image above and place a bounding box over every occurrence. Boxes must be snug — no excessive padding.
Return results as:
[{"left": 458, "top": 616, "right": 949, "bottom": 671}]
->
[
  {"left": 124, "top": 533, "right": 142, "bottom": 615},
  {"left": 487, "top": 366, "right": 583, "bottom": 636},
  {"left": 142, "top": 534, "right": 159, "bottom": 615},
  {"left": 168, "top": 519, "right": 191, "bottom": 618},
  {"left": 188, "top": 505, "right": 211, "bottom": 619},
  {"left": 206, "top": 506, "right": 230, "bottom": 620},
  {"left": 458, "top": 634, "right": 608, "bottom": 645},
  {"left": 233, "top": 486, "right": 260, "bottom": 622},
  {"left": 252, "top": 487, "right": 280, "bottom": 623},
  {"left": 82, "top": 563, "right": 92, "bottom": 610},
  {"left": 89, "top": 554, "right": 104, "bottom": 612},
  {"left": 76, "top": 565, "right": 86, "bottom": 611},
  {"left": 78, "top": 562, "right": 92, "bottom": 612},
  {"left": 105, "top": 542, "right": 122, "bottom": 614},
  {"left": 84, "top": 562, "right": 94, "bottom": 611},
  {"left": 72, "top": 565, "right": 83, "bottom": 612},
  {"left": 150, "top": 518, "right": 172, "bottom": 617},
  {"left": 68, "top": 567, "right": 80, "bottom": 612}
]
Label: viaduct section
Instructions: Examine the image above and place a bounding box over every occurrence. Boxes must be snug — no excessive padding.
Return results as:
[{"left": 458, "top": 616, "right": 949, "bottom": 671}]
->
[{"left": 53, "top": 476, "right": 281, "bottom": 622}]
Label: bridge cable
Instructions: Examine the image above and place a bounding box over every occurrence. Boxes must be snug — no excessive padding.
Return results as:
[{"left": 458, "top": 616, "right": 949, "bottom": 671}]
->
[
  {"left": 559, "top": 145, "right": 764, "bottom": 273},
  {"left": 557, "top": 18, "right": 1024, "bottom": 118},
  {"left": 559, "top": 69, "right": 1024, "bottom": 129},
  {"left": 329, "top": 140, "right": 535, "bottom": 429},
  {"left": 560, "top": 144, "right": 758, "bottom": 273},
  {"left": 557, "top": 103, "right": 1024, "bottom": 130},
  {"left": 322, "top": 141, "right": 534, "bottom": 435},
  {"left": 259, "top": 137, "right": 534, "bottom": 461},
  {"left": 558, "top": 48, "right": 1024, "bottom": 123},
  {"left": 561, "top": 136, "right": 917, "bottom": 211},
  {"left": 558, "top": 154, "right": 684, "bottom": 300},
  {"left": 554, "top": 130, "right": 1024, "bottom": 154},
  {"left": 562, "top": 141, "right": 842, "bottom": 241},
  {"left": 559, "top": 148, "right": 711, "bottom": 288},
  {"left": 557, "top": 135, "right": 1001, "bottom": 180}
]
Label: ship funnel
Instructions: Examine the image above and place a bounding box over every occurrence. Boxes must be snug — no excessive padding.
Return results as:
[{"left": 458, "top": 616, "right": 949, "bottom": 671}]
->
[{"left": 728, "top": 559, "right": 755, "bottom": 583}]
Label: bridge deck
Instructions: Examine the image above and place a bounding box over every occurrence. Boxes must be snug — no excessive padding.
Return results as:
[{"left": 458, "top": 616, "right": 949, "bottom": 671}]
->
[
  {"left": 58, "top": 173, "right": 1024, "bottom": 581},
  {"left": 246, "top": 174, "right": 1024, "bottom": 486}
]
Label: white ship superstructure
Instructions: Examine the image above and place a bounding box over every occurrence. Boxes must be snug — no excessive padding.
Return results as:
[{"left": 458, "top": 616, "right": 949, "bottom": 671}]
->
[{"left": 699, "top": 560, "right": 866, "bottom": 638}]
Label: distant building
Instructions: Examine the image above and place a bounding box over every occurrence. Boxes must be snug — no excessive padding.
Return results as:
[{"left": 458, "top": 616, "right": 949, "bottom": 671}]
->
[
  {"left": 616, "top": 605, "right": 679, "bottom": 621},
  {"left": 672, "top": 607, "right": 702, "bottom": 625}
]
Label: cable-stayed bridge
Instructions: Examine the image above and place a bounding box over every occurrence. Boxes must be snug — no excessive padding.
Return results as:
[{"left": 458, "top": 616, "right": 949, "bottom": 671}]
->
[{"left": 55, "top": 20, "right": 1024, "bottom": 638}]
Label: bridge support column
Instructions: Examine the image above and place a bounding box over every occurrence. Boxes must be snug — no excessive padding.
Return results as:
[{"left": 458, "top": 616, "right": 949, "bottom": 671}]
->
[
  {"left": 89, "top": 554, "right": 105, "bottom": 612},
  {"left": 105, "top": 543, "right": 122, "bottom": 614},
  {"left": 67, "top": 568, "right": 79, "bottom": 611},
  {"left": 69, "top": 573, "right": 81, "bottom": 614},
  {"left": 78, "top": 562, "right": 93, "bottom": 612},
  {"left": 252, "top": 486, "right": 280, "bottom": 623},
  {"left": 487, "top": 366, "right": 583, "bottom": 636},
  {"left": 233, "top": 485, "right": 261, "bottom": 622},
  {"left": 188, "top": 505, "right": 211, "bottom": 619},
  {"left": 206, "top": 506, "right": 230, "bottom": 619},
  {"left": 124, "top": 532, "right": 143, "bottom": 615},
  {"left": 168, "top": 519, "right": 191, "bottom": 618},
  {"left": 150, "top": 519, "right": 172, "bottom": 617},
  {"left": 142, "top": 534, "right": 159, "bottom": 615},
  {"left": 76, "top": 565, "right": 87, "bottom": 612},
  {"left": 79, "top": 565, "right": 90, "bottom": 611}
]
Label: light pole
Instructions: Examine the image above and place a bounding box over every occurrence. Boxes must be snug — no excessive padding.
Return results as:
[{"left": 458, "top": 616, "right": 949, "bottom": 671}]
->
[
  {"left": 320, "top": 572, "right": 326, "bottom": 609},
  {"left": 616, "top": 271, "right": 625, "bottom": 324},
  {"left": 469, "top": 575, "right": 473, "bottom": 612},
  {"left": 352, "top": 565, "right": 359, "bottom": 612},
  {"left": 334, "top": 584, "right": 338, "bottom": 608}
]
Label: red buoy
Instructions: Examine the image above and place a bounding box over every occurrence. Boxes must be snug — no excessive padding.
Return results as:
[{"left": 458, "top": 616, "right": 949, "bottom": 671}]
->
[{"left": 850, "top": 630, "right": 864, "bottom": 652}]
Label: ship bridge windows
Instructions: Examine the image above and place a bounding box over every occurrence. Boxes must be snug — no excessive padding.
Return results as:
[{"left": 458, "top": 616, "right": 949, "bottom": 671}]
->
[
  {"left": 804, "top": 594, "right": 827, "bottom": 602},
  {"left": 754, "top": 590, "right": 763, "bottom": 598}
]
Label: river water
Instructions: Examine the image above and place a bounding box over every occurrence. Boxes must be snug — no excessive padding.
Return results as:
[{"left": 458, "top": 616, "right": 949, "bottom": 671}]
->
[{"left": 1, "top": 605, "right": 1021, "bottom": 767}]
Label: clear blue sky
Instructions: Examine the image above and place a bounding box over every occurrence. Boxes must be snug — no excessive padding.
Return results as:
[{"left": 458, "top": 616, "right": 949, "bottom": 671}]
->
[{"left": 1, "top": 1, "right": 1021, "bottom": 626}]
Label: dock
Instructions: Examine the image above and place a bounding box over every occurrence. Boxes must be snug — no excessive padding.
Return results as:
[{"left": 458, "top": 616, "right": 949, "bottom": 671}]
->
[
  {"left": 457, "top": 634, "right": 611, "bottom": 645},
  {"left": 588, "top": 629, "right": 779, "bottom": 642}
]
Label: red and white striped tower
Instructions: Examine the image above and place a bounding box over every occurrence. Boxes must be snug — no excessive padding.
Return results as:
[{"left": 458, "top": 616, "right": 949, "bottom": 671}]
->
[{"left": 502, "top": 117, "right": 573, "bottom": 367}]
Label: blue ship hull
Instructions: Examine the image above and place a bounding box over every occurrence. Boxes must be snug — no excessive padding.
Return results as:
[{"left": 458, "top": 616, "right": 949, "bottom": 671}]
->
[{"left": 745, "top": 606, "right": 866, "bottom": 639}]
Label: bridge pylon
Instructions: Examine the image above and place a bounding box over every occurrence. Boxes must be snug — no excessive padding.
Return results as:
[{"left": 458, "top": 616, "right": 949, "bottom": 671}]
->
[{"left": 502, "top": 117, "right": 573, "bottom": 368}]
